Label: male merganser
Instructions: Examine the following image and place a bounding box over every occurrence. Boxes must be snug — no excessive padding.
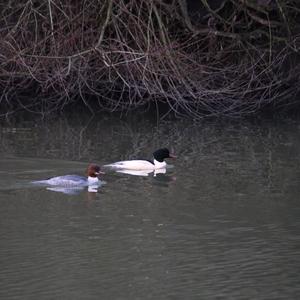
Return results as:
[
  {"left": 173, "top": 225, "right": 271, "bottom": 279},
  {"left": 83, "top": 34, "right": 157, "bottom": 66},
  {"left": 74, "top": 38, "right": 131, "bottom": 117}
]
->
[
  {"left": 104, "top": 148, "right": 176, "bottom": 170},
  {"left": 32, "top": 164, "right": 104, "bottom": 187}
]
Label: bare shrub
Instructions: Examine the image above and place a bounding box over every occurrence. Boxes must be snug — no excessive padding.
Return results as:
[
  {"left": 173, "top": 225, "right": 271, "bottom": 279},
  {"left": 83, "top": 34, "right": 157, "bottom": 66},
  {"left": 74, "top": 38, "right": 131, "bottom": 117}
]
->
[{"left": 0, "top": 0, "right": 299, "bottom": 118}]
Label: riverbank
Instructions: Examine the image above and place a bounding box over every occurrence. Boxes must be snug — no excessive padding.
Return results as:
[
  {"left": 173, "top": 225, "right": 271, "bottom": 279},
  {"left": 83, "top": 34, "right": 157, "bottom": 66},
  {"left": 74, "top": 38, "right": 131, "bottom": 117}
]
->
[{"left": 0, "top": 1, "right": 299, "bottom": 118}]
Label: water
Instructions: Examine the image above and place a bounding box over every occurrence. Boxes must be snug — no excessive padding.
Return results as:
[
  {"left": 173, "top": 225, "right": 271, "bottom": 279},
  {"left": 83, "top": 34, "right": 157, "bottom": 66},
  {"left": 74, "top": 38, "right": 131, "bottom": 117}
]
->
[{"left": 0, "top": 113, "right": 299, "bottom": 299}]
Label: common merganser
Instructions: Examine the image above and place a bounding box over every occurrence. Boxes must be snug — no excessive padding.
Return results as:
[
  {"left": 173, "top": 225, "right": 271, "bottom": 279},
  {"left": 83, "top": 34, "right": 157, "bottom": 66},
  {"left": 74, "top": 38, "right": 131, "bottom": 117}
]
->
[
  {"left": 104, "top": 148, "right": 176, "bottom": 170},
  {"left": 32, "top": 164, "right": 104, "bottom": 187}
]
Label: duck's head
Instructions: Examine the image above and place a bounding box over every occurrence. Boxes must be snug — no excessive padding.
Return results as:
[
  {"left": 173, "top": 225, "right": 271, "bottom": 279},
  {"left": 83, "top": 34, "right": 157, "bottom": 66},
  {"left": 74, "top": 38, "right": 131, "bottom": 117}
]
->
[
  {"left": 153, "top": 148, "right": 176, "bottom": 162},
  {"left": 86, "top": 164, "right": 105, "bottom": 178}
]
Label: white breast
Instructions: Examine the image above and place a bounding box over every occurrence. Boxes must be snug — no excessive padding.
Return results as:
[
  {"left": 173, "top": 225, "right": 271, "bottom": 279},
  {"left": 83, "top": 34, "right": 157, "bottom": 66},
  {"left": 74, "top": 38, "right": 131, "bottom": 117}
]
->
[
  {"left": 153, "top": 159, "right": 167, "bottom": 169},
  {"left": 87, "top": 176, "right": 100, "bottom": 185}
]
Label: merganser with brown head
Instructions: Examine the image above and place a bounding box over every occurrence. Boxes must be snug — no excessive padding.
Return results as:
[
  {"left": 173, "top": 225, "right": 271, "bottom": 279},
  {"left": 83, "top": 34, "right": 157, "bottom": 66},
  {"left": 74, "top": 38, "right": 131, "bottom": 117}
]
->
[{"left": 32, "top": 164, "right": 104, "bottom": 187}]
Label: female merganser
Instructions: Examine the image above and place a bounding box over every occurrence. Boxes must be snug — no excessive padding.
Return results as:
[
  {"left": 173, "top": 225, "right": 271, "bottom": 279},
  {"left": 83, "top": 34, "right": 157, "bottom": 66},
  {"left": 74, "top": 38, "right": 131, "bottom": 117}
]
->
[
  {"left": 32, "top": 164, "right": 104, "bottom": 187},
  {"left": 104, "top": 148, "right": 176, "bottom": 170}
]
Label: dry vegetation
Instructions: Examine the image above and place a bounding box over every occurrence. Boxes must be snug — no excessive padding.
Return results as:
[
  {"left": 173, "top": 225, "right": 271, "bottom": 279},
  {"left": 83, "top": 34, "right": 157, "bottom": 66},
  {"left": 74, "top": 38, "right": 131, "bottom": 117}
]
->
[{"left": 0, "top": 0, "right": 299, "bottom": 117}]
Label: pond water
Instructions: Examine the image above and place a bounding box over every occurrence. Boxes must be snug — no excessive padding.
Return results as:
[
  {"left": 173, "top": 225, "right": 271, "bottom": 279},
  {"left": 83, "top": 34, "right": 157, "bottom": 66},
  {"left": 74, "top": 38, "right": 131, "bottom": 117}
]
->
[{"left": 0, "top": 113, "right": 299, "bottom": 299}]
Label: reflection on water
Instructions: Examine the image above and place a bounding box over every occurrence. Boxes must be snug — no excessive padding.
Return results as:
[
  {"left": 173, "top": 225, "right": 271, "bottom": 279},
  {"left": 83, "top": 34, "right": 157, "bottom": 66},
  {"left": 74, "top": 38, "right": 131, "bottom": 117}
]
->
[
  {"left": 43, "top": 184, "right": 103, "bottom": 195},
  {"left": 0, "top": 113, "right": 300, "bottom": 299}
]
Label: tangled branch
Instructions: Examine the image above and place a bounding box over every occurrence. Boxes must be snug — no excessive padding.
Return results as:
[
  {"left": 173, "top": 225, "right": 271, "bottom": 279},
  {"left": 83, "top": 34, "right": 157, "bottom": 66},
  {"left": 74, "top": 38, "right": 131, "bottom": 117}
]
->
[{"left": 0, "top": 0, "right": 299, "bottom": 118}]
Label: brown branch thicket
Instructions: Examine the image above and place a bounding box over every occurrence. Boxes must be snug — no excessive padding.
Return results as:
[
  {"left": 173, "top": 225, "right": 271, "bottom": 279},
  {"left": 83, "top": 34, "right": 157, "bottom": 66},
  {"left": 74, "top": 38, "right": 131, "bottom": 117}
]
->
[{"left": 0, "top": 0, "right": 299, "bottom": 117}]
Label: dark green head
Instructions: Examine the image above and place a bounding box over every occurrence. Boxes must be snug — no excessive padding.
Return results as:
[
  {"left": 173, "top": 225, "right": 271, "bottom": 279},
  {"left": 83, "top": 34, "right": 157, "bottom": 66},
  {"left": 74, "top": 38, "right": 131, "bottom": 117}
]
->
[{"left": 153, "top": 148, "right": 176, "bottom": 162}]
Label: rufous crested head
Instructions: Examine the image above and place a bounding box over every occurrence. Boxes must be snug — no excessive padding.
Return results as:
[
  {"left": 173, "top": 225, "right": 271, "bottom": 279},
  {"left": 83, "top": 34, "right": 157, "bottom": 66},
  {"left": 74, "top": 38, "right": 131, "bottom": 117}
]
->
[{"left": 86, "top": 164, "right": 104, "bottom": 177}]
